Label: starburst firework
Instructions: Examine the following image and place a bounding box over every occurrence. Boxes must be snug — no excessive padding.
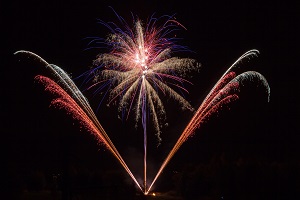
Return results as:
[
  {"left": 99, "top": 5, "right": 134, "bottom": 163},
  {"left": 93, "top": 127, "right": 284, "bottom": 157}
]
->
[{"left": 86, "top": 14, "right": 200, "bottom": 143}]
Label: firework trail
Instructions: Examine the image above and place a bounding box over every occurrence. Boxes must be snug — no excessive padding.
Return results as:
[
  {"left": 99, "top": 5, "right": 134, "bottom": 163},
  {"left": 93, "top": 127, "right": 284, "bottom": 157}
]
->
[
  {"left": 14, "top": 50, "right": 144, "bottom": 192},
  {"left": 146, "top": 49, "right": 270, "bottom": 194},
  {"left": 84, "top": 12, "right": 200, "bottom": 191}
]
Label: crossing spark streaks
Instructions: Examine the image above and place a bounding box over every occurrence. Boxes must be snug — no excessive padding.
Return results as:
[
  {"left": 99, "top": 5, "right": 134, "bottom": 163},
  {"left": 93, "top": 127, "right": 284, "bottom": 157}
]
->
[
  {"left": 146, "top": 49, "right": 270, "bottom": 193},
  {"left": 15, "top": 48, "right": 269, "bottom": 195}
]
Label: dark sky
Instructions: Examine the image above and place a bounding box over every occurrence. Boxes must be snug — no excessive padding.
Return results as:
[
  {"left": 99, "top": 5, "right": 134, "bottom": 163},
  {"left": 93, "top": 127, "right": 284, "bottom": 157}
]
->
[{"left": 2, "top": 0, "right": 299, "bottom": 199}]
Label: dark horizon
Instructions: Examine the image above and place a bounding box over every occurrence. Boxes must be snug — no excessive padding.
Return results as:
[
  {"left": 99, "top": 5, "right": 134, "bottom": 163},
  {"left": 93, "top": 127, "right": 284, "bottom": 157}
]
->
[{"left": 2, "top": 0, "right": 299, "bottom": 199}]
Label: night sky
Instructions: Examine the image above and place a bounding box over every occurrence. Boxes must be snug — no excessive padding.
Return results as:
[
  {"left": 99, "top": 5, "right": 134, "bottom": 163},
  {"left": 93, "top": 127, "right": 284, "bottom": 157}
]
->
[{"left": 2, "top": 0, "right": 299, "bottom": 199}]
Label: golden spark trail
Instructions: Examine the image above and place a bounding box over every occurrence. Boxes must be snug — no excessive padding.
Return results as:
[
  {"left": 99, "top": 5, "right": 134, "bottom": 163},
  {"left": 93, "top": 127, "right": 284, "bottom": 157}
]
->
[
  {"left": 15, "top": 50, "right": 144, "bottom": 192},
  {"left": 146, "top": 50, "right": 270, "bottom": 193}
]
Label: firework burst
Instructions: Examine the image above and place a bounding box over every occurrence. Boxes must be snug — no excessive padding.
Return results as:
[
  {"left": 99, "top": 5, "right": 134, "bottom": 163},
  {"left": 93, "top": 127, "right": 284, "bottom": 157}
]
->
[{"left": 85, "top": 13, "right": 200, "bottom": 144}]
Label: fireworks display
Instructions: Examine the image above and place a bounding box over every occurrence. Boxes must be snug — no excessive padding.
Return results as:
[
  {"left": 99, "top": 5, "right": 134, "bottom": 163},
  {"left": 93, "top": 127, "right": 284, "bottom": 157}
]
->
[{"left": 10, "top": 0, "right": 300, "bottom": 197}]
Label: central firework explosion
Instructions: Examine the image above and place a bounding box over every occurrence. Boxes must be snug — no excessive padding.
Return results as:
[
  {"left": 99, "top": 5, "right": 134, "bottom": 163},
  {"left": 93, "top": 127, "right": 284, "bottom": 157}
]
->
[
  {"left": 86, "top": 14, "right": 199, "bottom": 144},
  {"left": 84, "top": 13, "right": 199, "bottom": 192}
]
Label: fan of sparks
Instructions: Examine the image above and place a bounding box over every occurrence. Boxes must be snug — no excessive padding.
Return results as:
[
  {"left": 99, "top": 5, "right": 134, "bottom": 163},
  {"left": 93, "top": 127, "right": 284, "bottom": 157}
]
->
[{"left": 84, "top": 14, "right": 200, "bottom": 144}]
